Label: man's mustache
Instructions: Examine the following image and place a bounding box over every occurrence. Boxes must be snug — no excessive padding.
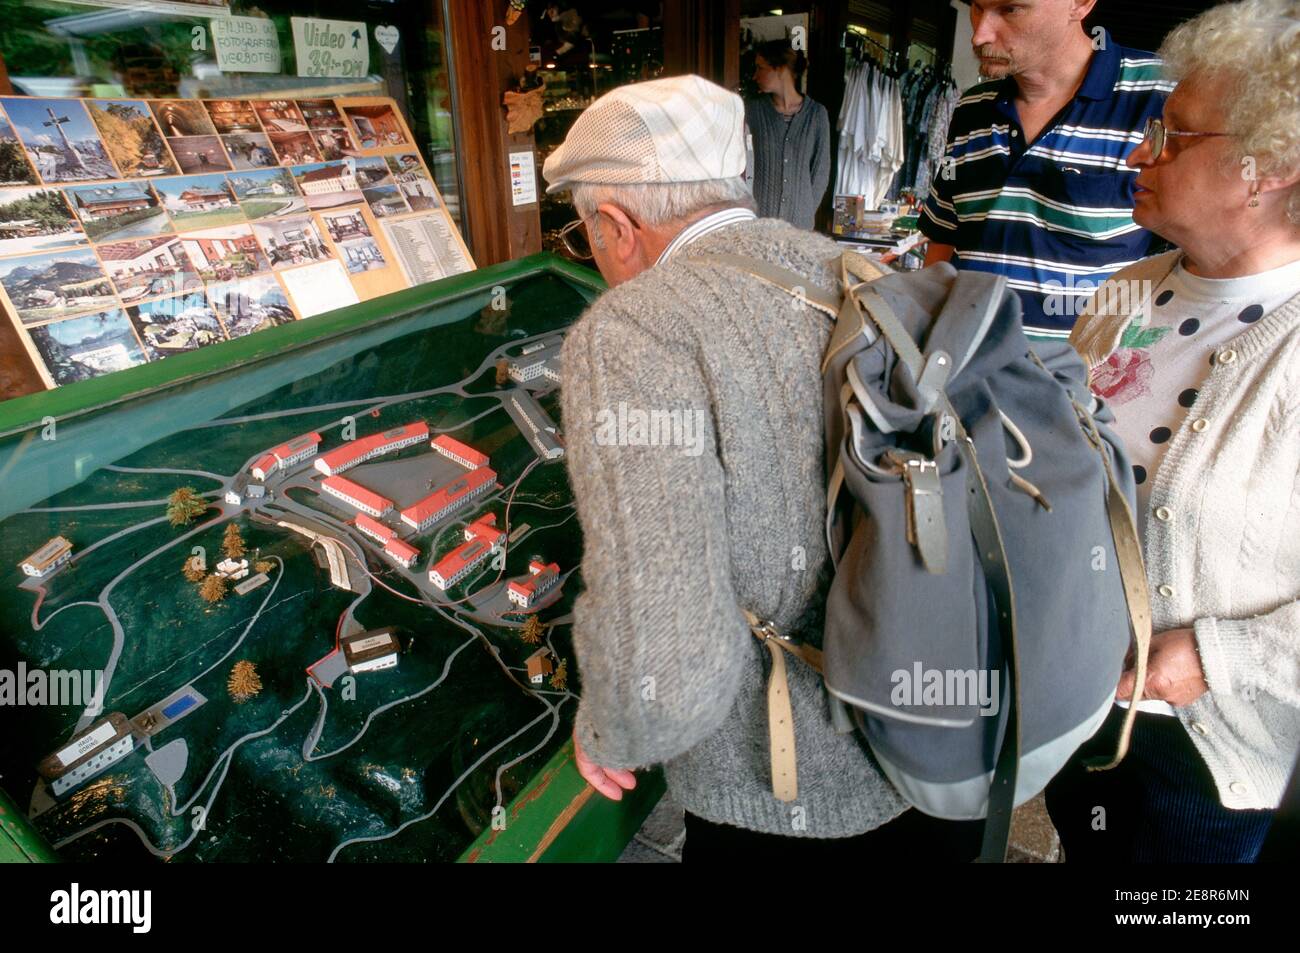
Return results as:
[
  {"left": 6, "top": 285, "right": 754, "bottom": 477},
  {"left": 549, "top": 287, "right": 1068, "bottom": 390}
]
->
[{"left": 974, "top": 44, "right": 1011, "bottom": 61}]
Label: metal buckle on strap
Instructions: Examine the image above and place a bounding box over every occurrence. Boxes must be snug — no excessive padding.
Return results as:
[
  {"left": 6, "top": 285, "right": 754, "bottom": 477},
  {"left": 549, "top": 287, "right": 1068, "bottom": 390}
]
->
[
  {"left": 751, "top": 619, "right": 790, "bottom": 643},
  {"left": 885, "top": 449, "right": 947, "bottom": 573}
]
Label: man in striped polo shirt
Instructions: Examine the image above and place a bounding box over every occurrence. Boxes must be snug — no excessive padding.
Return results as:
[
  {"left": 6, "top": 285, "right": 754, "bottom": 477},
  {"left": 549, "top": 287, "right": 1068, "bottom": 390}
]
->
[{"left": 921, "top": 0, "right": 1173, "bottom": 339}]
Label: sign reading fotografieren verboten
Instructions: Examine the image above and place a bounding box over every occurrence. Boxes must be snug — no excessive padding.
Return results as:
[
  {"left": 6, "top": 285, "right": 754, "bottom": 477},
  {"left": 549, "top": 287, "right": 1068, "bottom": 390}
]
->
[
  {"left": 211, "top": 15, "right": 283, "bottom": 74},
  {"left": 292, "top": 17, "right": 370, "bottom": 79}
]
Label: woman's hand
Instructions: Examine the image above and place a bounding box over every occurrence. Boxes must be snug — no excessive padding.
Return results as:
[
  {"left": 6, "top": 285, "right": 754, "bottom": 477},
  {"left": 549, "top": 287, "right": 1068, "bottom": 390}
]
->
[
  {"left": 1116, "top": 627, "right": 1209, "bottom": 707},
  {"left": 573, "top": 730, "right": 637, "bottom": 800}
]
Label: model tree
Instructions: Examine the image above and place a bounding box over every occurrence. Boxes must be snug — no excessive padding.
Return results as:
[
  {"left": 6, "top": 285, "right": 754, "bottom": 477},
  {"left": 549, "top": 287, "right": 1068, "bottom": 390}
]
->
[
  {"left": 223, "top": 523, "right": 247, "bottom": 560},
  {"left": 255, "top": 559, "right": 274, "bottom": 574},
  {"left": 182, "top": 555, "right": 206, "bottom": 582},
  {"left": 550, "top": 658, "right": 568, "bottom": 692},
  {"left": 228, "top": 660, "right": 262, "bottom": 702},
  {"left": 495, "top": 358, "right": 510, "bottom": 386},
  {"left": 166, "top": 486, "right": 207, "bottom": 526},
  {"left": 519, "top": 615, "right": 545, "bottom": 645},
  {"left": 199, "top": 573, "right": 228, "bottom": 603}
]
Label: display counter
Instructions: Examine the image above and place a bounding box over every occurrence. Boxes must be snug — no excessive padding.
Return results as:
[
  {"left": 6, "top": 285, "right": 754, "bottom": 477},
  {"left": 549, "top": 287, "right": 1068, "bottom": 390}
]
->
[{"left": 0, "top": 251, "right": 663, "bottom": 863}]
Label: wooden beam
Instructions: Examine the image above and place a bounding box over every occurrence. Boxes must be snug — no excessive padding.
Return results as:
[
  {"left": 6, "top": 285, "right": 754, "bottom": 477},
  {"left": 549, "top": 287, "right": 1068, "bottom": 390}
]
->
[{"left": 445, "top": 0, "right": 541, "bottom": 267}]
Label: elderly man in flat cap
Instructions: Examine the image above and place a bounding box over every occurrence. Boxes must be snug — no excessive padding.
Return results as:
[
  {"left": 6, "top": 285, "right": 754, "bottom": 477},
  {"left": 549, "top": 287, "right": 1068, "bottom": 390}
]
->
[{"left": 545, "top": 75, "right": 983, "bottom": 861}]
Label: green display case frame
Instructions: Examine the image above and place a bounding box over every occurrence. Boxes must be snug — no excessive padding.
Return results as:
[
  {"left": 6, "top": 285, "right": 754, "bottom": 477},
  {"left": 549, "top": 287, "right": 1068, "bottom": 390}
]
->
[{"left": 0, "top": 252, "right": 666, "bottom": 863}]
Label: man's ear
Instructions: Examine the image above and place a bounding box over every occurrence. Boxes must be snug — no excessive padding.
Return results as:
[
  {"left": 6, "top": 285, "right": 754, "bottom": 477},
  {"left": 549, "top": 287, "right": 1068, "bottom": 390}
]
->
[{"left": 595, "top": 202, "right": 641, "bottom": 264}]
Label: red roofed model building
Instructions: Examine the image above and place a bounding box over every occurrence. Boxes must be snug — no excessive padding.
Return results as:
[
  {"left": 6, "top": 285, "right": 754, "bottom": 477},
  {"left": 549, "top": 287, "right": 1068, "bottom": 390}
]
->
[
  {"left": 252, "top": 453, "right": 279, "bottom": 481},
  {"left": 321, "top": 475, "right": 393, "bottom": 517},
  {"left": 314, "top": 421, "right": 429, "bottom": 475},
  {"left": 354, "top": 513, "right": 396, "bottom": 543},
  {"left": 431, "top": 434, "right": 489, "bottom": 470},
  {"left": 401, "top": 466, "right": 496, "bottom": 531},
  {"left": 507, "top": 559, "right": 561, "bottom": 609},
  {"left": 384, "top": 538, "right": 420, "bottom": 569},
  {"left": 271, "top": 432, "right": 322, "bottom": 466},
  {"left": 428, "top": 513, "right": 505, "bottom": 589}
]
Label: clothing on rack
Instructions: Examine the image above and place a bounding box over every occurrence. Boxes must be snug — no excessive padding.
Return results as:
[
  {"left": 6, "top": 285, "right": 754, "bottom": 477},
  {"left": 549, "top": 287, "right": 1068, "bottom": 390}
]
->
[{"left": 834, "top": 56, "right": 903, "bottom": 209}]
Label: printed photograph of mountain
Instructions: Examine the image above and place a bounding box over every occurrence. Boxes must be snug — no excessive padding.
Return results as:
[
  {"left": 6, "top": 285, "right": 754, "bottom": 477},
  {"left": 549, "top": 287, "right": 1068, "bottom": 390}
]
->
[
  {"left": 0, "top": 187, "right": 87, "bottom": 255},
  {"left": 86, "top": 99, "right": 179, "bottom": 178},
  {"left": 0, "top": 248, "right": 116, "bottom": 325},
  {"left": 0, "top": 113, "right": 38, "bottom": 185},
  {"left": 27, "top": 309, "right": 147, "bottom": 385},
  {"left": 1, "top": 97, "right": 117, "bottom": 182}
]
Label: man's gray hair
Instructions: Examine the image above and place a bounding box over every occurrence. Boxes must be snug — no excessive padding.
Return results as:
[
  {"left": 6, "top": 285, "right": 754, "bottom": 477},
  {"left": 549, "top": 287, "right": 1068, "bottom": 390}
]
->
[{"left": 570, "top": 177, "right": 756, "bottom": 229}]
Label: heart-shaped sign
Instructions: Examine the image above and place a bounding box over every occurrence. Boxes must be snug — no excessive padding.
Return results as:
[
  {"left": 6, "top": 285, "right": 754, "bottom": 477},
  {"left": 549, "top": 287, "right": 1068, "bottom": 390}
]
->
[{"left": 375, "top": 25, "right": 400, "bottom": 55}]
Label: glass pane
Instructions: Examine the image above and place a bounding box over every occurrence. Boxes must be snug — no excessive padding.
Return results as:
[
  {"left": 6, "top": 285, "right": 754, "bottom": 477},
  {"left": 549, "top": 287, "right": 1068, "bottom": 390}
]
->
[{"left": 0, "top": 0, "right": 461, "bottom": 226}]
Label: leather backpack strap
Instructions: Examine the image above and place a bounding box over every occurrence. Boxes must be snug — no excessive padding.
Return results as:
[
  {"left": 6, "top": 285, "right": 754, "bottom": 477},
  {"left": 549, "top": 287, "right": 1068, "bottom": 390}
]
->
[
  {"left": 743, "top": 609, "right": 824, "bottom": 802},
  {"left": 693, "top": 252, "right": 843, "bottom": 318}
]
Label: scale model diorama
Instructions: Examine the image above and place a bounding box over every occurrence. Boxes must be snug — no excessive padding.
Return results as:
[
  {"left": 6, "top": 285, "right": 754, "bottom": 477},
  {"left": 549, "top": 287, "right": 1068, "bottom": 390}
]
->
[{"left": 0, "top": 286, "right": 588, "bottom": 862}]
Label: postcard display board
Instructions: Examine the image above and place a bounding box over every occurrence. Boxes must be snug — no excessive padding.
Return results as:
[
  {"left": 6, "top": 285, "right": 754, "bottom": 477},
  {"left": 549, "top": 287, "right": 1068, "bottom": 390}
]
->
[{"left": 0, "top": 95, "right": 474, "bottom": 392}]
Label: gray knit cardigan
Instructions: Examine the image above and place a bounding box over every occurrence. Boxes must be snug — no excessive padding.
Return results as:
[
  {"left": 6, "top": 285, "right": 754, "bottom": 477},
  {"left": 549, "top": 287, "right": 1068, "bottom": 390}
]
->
[
  {"left": 744, "top": 96, "right": 832, "bottom": 231},
  {"left": 560, "top": 218, "right": 910, "bottom": 837}
]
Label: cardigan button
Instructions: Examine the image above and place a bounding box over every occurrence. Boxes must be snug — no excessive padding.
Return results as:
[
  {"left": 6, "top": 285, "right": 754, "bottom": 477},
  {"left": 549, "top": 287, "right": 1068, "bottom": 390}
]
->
[
  {"left": 1229, "top": 781, "right": 1248, "bottom": 795},
  {"left": 1155, "top": 506, "right": 1172, "bottom": 522},
  {"left": 1218, "top": 348, "right": 1237, "bottom": 364},
  {"left": 1191, "top": 417, "right": 1209, "bottom": 432},
  {"left": 1158, "top": 583, "right": 1175, "bottom": 597},
  {"left": 1191, "top": 721, "right": 1208, "bottom": 735}
]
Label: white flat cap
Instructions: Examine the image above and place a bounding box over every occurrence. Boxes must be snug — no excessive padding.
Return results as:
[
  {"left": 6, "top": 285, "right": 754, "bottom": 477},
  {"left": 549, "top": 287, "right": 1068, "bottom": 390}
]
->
[{"left": 542, "top": 74, "right": 745, "bottom": 194}]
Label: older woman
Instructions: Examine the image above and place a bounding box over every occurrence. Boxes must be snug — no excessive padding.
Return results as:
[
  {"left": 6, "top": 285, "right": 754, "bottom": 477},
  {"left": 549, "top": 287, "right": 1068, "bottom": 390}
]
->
[{"left": 1045, "top": 0, "right": 1300, "bottom": 863}]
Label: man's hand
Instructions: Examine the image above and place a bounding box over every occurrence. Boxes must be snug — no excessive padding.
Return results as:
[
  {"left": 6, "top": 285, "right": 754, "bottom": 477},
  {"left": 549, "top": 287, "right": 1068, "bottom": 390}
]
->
[
  {"left": 1116, "top": 627, "right": 1209, "bottom": 707},
  {"left": 573, "top": 730, "right": 637, "bottom": 800}
]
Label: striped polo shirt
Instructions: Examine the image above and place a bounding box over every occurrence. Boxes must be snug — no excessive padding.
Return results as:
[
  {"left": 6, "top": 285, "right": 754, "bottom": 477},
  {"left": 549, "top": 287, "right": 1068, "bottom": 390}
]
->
[{"left": 919, "top": 30, "right": 1173, "bottom": 338}]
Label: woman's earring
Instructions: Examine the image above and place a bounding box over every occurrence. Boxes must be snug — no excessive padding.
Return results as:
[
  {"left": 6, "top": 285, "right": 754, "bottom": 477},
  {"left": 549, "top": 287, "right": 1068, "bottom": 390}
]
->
[{"left": 1248, "top": 186, "right": 1260, "bottom": 208}]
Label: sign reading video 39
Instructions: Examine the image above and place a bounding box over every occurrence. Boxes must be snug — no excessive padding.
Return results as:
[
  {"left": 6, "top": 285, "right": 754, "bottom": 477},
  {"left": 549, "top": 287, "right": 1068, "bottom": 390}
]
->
[{"left": 292, "top": 18, "right": 370, "bottom": 78}]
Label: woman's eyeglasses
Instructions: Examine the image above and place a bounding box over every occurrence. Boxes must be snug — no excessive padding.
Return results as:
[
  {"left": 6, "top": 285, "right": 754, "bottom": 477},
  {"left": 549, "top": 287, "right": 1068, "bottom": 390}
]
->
[{"left": 1142, "top": 117, "right": 1229, "bottom": 162}]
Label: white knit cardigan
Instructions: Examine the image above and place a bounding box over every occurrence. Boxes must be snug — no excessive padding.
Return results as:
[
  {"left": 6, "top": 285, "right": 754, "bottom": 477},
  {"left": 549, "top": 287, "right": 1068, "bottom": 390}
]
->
[{"left": 1070, "top": 250, "right": 1300, "bottom": 810}]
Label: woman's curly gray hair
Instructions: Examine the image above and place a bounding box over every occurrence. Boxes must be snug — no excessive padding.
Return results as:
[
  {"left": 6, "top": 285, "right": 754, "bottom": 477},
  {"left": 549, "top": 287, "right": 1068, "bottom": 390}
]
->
[{"left": 1158, "top": 0, "right": 1300, "bottom": 224}]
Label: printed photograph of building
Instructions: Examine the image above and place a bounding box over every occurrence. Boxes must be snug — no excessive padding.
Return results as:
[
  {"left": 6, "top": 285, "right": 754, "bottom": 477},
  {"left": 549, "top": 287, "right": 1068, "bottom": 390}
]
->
[
  {"left": 292, "top": 160, "right": 362, "bottom": 210},
  {"left": 153, "top": 174, "right": 242, "bottom": 229},
  {"left": 208, "top": 274, "right": 294, "bottom": 338},
  {"left": 127, "top": 291, "right": 226, "bottom": 360},
  {"left": 0, "top": 113, "right": 38, "bottom": 185},
  {"left": 227, "top": 167, "right": 305, "bottom": 220},
  {"left": 149, "top": 100, "right": 216, "bottom": 139},
  {"left": 319, "top": 207, "right": 370, "bottom": 243},
  {"left": 167, "top": 135, "right": 232, "bottom": 174},
  {"left": 221, "top": 133, "right": 276, "bottom": 171},
  {"left": 1, "top": 96, "right": 117, "bottom": 182},
  {"left": 296, "top": 99, "right": 346, "bottom": 130},
  {"left": 338, "top": 237, "right": 386, "bottom": 274},
  {"left": 311, "top": 126, "right": 357, "bottom": 162},
  {"left": 252, "top": 215, "right": 329, "bottom": 269},
  {"left": 203, "top": 100, "right": 262, "bottom": 135},
  {"left": 181, "top": 224, "right": 269, "bottom": 282},
  {"left": 27, "top": 309, "right": 148, "bottom": 384},
  {"left": 343, "top": 104, "right": 409, "bottom": 149},
  {"left": 65, "top": 182, "right": 171, "bottom": 242},
  {"left": 385, "top": 154, "right": 441, "bottom": 211},
  {"left": 86, "top": 99, "right": 177, "bottom": 178},
  {"left": 253, "top": 100, "right": 307, "bottom": 133},
  {"left": 0, "top": 187, "right": 86, "bottom": 255},
  {"left": 0, "top": 247, "right": 116, "bottom": 324},
  {"left": 363, "top": 185, "right": 410, "bottom": 219},
  {"left": 267, "top": 131, "right": 322, "bottom": 166},
  {"left": 97, "top": 235, "right": 197, "bottom": 301}
]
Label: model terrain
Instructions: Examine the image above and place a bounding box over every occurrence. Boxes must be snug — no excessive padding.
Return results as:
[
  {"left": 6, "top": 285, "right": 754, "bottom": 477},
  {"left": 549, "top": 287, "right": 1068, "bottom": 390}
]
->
[{"left": 0, "top": 276, "right": 586, "bottom": 861}]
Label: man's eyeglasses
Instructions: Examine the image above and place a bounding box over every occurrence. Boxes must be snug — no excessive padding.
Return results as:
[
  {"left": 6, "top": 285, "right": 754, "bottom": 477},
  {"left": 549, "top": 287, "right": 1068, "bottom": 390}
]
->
[
  {"left": 558, "top": 216, "right": 595, "bottom": 260},
  {"left": 1141, "top": 117, "right": 1230, "bottom": 162}
]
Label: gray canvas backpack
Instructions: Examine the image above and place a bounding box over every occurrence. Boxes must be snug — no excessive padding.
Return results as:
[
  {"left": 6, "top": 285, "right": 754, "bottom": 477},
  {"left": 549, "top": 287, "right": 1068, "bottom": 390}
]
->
[{"left": 700, "top": 251, "right": 1152, "bottom": 862}]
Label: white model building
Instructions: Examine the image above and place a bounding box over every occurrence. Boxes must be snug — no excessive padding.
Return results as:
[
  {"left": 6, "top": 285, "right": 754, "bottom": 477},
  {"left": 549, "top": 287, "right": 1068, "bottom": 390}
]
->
[
  {"left": 21, "top": 537, "right": 74, "bottom": 577},
  {"left": 315, "top": 421, "right": 429, "bottom": 476},
  {"left": 507, "top": 559, "right": 561, "bottom": 609},
  {"left": 321, "top": 475, "right": 394, "bottom": 517},
  {"left": 427, "top": 513, "right": 505, "bottom": 590},
  {"left": 430, "top": 434, "right": 489, "bottom": 470},
  {"left": 509, "top": 391, "right": 565, "bottom": 460},
  {"left": 216, "top": 557, "right": 250, "bottom": 581},
  {"left": 400, "top": 466, "right": 496, "bottom": 531},
  {"left": 38, "top": 713, "right": 135, "bottom": 797},
  {"left": 507, "top": 342, "right": 563, "bottom": 385}
]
